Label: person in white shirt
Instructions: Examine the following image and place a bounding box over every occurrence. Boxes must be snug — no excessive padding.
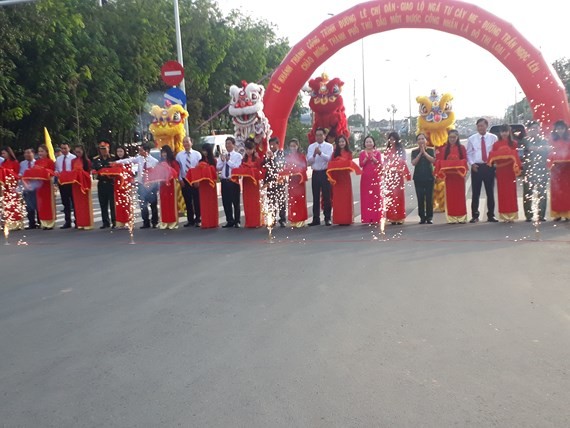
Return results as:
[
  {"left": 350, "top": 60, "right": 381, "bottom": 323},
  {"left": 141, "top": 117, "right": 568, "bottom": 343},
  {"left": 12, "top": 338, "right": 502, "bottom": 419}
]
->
[
  {"left": 216, "top": 137, "right": 243, "bottom": 228},
  {"left": 19, "top": 148, "right": 39, "bottom": 229},
  {"left": 307, "top": 127, "right": 334, "bottom": 226},
  {"left": 54, "top": 143, "right": 77, "bottom": 229},
  {"left": 466, "top": 118, "right": 499, "bottom": 223},
  {"left": 175, "top": 136, "right": 202, "bottom": 227},
  {"left": 115, "top": 143, "right": 160, "bottom": 229}
]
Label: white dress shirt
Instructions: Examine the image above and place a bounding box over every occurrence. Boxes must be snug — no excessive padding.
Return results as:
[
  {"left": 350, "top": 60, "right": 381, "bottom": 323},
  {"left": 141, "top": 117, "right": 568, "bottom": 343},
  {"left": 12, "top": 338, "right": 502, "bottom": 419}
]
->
[
  {"left": 307, "top": 142, "right": 333, "bottom": 170},
  {"left": 175, "top": 149, "right": 202, "bottom": 181},
  {"left": 466, "top": 132, "right": 498, "bottom": 166},
  {"left": 116, "top": 155, "right": 159, "bottom": 183},
  {"left": 0, "top": 156, "right": 4, "bottom": 166},
  {"left": 55, "top": 153, "right": 77, "bottom": 173},
  {"left": 216, "top": 151, "right": 242, "bottom": 179},
  {"left": 19, "top": 159, "right": 35, "bottom": 176}
]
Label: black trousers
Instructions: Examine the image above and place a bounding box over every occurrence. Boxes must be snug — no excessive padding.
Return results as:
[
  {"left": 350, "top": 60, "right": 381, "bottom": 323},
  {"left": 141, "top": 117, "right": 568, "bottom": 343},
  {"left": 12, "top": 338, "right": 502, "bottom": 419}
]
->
[
  {"left": 138, "top": 183, "right": 158, "bottom": 226},
  {"left": 414, "top": 180, "right": 434, "bottom": 221},
  {"left": 59, "top": 183, "right": 73, "bottom": 226},
  {"left": 268, "top": 182, "right": 286, "bottom": 223},
  {"left": 23, "top": 189, "right": 38, "bottom": 228},
  {"left": 98, "top": 181, "right": 115, "bottom": 226},
  {"left": 311, "top": 170, "right": 331, "bottom": 222},
  {"left": 470, "top": 164, "right": 495, "bottom": 219},
  {"left": 181, "top": 181, "right": 201, "bottom": 224},
  {"left": 221, "top": 179, "right": 240, "bottom": 225}
]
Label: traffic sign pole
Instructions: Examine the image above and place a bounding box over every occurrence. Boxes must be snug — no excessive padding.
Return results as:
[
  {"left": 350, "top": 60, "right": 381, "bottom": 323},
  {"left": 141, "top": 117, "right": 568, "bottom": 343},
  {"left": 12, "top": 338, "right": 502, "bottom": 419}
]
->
[{"left": 173, "top": 0, "right": 189, "bottom": 135}]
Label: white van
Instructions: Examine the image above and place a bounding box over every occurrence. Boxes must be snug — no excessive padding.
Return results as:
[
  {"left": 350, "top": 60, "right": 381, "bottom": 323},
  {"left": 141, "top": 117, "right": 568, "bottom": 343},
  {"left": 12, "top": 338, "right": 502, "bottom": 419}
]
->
[{"left": 199, "top": 134, "right": 234, "bottom": 157}]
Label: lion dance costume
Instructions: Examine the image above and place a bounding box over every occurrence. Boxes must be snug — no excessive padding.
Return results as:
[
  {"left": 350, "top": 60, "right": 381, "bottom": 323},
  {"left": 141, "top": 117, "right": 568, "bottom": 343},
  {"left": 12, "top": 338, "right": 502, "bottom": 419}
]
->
[
  {"left": 416, "top": 89, "right": 456, "bottom": 212},
  {"left": 149, "top": 103, "right": 188, "bottom": 154},
  {"left": 228, "top": 81, "right": 271, "bottom": 154},
  {"left": 149, "top": 102, "right": 189, "bottom": 212},
  {"left": 307, "top": 73, "right": 349, "bottom": 143}
]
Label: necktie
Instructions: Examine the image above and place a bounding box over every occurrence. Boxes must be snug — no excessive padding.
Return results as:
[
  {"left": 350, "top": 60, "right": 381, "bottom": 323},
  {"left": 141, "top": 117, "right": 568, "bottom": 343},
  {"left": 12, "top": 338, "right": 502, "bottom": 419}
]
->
[
  {"left": 28, "top": 160, "right": 31, "bottom": 169},
  {"left": 225, "top": 154, "right": 230, "bottom": 178},
  {"left": 62, "top": 155, "right": 67, "bottom": 172},
  {"left": 186, "top": 151, "right": 191, "bottom": 173},
  {"left": 481, "top": 136, "right": 488, "bottom": 162},
  {"left": 143, "top": 159, "right": 148, "bottom": 183}
]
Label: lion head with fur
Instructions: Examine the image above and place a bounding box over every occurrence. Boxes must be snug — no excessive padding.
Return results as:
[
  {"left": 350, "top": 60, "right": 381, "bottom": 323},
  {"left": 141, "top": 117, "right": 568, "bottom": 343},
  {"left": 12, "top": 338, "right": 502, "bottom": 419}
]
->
[
  {"left": 306, "top": 73, "right": 349, "bottom": 143},
  {"left": 416, "top": 90, "right": 455, "bottom": 147},
  {"left": 228, "top": 81, "right": 271, "bottom": 149},
  {"left": 149, "top": 104, "right": 188, "bottom": 154}
]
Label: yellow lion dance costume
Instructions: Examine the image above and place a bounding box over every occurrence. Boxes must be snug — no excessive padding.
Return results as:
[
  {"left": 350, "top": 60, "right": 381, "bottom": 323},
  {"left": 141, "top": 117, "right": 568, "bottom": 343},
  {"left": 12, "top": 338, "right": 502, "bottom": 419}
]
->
[
  {"left": 416, "top": 90, "right": 455, "bottom": 212},
  {"left": 149, "top": 103, "right": 189, "bottom": 213},
  {"left": 149, "top": 104, "right": 188, "bottom": 154}
]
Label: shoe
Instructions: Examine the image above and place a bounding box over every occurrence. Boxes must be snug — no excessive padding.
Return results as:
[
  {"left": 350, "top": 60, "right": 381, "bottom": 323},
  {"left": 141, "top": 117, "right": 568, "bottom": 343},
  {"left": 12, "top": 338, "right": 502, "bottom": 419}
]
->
[
  {"left": 426, "top": 220, "right": 433, "bottom": 224},
  {"left": 308, "top": 221, "right": 321, "bottom": 226},
  {"left": 25, "top": 225, "right": 36, "bottom": 230},
  {"left": 222, "top": 222, "right": 234, "bottom": 228},
  {"left": 487, "top": 217, "right": 499, "bottom": 223},
  {"left": 60, "top": 224, "right": 71, "bottom": 229},
  {"left": 152, "top": 224, "right": 158, "bottom": 229},
  {"left": 525, "top": 219, "right": 532, "bottom": 222},
  {"left": 140, "top": 224, "right": 150, "bottom": 229},
  {"left": 469, "top": 218, "right": 479, "bottom": 223},
  {"left": 553, "top": 217, "right": 561, "bottom": 222},
  {"left": 278, "top": 220, "right": 286, "bottom": 228},
  {"left": 234, "top": 223, "right": 240, "bottom": 228},
  {"left": 100, "top": 224, "right": 110, "bottom": 229},
  {"left": 539, "top": 217, "right": 547, "bottom": 222},
  {"left": 42, "top": 227, "right": 53, "bottom": 230},
  {"left": 183, "top": 222, "right": 193, "bottom": 228},
  {"left": 419, "top": 220, "right": 426, "bottom": 224},
  {"left": 195, "top": 222, "right": 201, "bottom": 227},
  {"left": 325, "top": 220, "right": 332, "bottom": 226}
]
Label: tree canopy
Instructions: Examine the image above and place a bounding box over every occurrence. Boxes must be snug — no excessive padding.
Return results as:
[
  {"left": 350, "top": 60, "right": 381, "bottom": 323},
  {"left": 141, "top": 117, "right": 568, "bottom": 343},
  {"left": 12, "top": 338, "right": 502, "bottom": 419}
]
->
[{"left": 0, "top": 0, "right": 291, "bottom": 153}]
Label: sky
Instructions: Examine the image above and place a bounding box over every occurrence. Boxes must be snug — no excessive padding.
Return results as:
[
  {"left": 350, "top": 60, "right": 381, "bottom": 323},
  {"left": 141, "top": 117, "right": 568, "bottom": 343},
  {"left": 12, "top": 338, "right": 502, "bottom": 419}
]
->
[{"left": 216, "top": 0, "right": 570, "bottom": 121}]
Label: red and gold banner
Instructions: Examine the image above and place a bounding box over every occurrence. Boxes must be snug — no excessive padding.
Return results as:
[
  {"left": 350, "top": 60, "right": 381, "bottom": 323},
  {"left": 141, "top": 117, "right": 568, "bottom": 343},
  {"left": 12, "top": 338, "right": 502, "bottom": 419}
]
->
[{"left": 326, "top": 158, "right": 362, "bottom": 185}]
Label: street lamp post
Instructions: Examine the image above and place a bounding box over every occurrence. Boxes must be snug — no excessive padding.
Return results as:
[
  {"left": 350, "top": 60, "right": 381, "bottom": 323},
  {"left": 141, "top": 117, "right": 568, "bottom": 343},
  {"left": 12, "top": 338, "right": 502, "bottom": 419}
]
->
[
  {"left": 387, "top": 104, "right": 397, "bottom": 130},
  {"left": 362, "top": 39, "right": 367, "bottom": 137}
]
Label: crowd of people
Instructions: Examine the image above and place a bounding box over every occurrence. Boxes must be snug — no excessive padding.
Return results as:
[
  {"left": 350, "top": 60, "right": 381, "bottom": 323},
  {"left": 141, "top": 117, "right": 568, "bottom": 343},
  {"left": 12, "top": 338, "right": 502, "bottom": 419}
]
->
[{"left": 0, "top": 119, "right": 569, "bottom": 233}]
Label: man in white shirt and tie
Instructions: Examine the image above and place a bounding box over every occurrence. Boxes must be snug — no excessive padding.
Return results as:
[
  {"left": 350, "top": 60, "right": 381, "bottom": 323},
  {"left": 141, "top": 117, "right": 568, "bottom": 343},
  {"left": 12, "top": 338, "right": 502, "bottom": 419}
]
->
[
  {"left": 19, "top": 148, "right": 39, "bottom": 229},
  {"left": 466, "top": 118, "right": 498, "bottom": 223},
  {"left": 54, "top": 142, "right": 77, "bottom": 229},
  {"left": 176, "top": 136, "right": 202, "bottom": 227},
  {"left": 216, "top": 137, "right": 242, "bottom": 228},
  {"left": 307, "top": 127, "right": 334, "bottom": 226},
  {"left": 115, "top": 143, "right": 159, "bottom": 229}
]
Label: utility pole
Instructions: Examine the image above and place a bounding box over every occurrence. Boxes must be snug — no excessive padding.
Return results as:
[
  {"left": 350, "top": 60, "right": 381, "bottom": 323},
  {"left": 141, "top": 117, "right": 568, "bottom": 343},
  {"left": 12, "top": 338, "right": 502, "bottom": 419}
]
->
[
  {"left": 353, "top": 78, "right": 357, "bottom": 115},
  {"left": 173, "top": 0, "right": 189, "bottom": 135},
  {"left": 362, "top": 39, "right": 367, "bottom": 137}
]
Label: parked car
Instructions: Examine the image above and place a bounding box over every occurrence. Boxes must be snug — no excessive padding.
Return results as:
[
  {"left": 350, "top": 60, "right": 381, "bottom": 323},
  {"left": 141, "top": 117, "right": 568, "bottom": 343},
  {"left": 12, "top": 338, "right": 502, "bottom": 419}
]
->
[
  {"left": 149, "top": 148, "right": 161, "bottom": 161},
  {"left": 199, "top": 134, "right": 234, "bottom": 157}
]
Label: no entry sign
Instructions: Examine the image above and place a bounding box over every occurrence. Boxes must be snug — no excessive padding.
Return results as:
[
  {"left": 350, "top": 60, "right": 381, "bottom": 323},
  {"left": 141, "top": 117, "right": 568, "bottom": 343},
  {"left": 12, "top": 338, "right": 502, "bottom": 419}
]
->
[{"left": 161, "top": 61, "right": 184, "bottom": 86}]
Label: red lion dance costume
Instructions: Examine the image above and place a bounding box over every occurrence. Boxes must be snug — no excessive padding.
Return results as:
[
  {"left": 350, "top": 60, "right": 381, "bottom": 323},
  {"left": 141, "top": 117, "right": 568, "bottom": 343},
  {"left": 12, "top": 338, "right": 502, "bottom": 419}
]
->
[{"left": 307, "top": 73, "right": 349, "bottom": 143}]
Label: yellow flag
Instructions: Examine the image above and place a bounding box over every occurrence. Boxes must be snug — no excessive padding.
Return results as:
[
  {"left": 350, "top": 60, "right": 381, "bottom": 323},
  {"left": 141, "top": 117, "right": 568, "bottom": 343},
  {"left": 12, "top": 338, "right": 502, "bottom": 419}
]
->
[{"left": 43, "top": 127, "right": 55, "bottom": 161}]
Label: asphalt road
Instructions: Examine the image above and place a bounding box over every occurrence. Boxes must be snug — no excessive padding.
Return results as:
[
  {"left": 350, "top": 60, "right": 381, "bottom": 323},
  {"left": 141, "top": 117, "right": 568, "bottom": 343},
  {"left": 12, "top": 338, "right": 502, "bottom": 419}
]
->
[{"left": 1, "top": 164, "right": 570, "bottom": 427}]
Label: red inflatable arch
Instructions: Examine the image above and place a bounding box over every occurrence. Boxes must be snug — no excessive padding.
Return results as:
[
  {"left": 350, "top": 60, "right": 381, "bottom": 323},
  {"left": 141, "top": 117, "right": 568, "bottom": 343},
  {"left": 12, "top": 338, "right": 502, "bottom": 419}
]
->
[{"left": 265, "top": 0, "right": 570, "bottom": 146}]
